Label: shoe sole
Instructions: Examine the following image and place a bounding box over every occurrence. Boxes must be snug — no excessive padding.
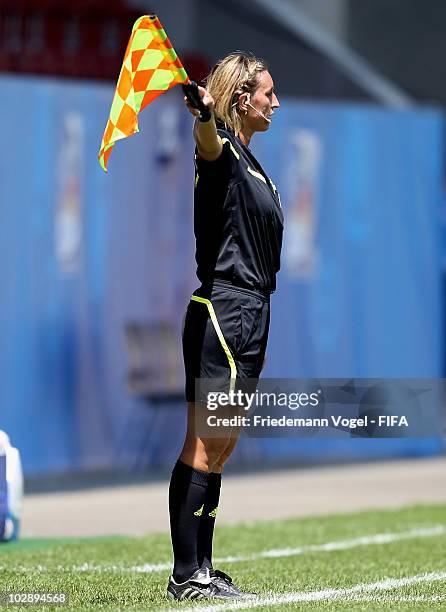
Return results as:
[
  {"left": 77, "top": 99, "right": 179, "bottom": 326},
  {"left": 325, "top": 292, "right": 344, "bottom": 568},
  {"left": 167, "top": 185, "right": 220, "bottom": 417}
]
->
[{"left": 166, "top": 588, "right": 238, "bottom": 601}]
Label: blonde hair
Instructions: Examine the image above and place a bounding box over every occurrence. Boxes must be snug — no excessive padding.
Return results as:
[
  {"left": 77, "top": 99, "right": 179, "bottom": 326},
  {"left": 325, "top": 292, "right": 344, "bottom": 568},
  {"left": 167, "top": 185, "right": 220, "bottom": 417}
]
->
[{"left": 204, "top": 52, "right": 268, "bottom": 134}]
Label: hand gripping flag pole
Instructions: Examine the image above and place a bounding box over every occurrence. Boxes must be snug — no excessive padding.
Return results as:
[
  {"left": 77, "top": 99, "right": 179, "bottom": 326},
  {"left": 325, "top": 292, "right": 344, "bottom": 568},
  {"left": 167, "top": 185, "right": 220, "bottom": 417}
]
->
[{"left": 98, "top": 15, "right": 209, "bottom": 172}]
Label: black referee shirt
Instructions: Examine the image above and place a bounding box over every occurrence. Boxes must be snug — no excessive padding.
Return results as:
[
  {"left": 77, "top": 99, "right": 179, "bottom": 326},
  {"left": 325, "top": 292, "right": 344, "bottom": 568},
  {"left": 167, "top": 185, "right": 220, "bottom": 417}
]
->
[{"left": 193, "top": 128, "right": 283, "bottom": 294}]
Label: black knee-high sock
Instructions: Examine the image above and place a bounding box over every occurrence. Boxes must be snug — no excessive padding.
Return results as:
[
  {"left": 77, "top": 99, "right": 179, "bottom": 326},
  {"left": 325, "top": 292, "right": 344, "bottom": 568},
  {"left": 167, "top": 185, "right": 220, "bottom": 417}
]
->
[
  {"left": 169, "top": 460, "right": 209, "bottom": 583},
  {"left": 197, "top": 472, "right": 222, "bottom": 570}
]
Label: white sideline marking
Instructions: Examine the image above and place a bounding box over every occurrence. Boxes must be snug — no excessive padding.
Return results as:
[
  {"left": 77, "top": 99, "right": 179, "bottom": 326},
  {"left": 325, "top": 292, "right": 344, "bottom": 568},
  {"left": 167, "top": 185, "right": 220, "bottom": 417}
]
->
[
  {"left": 3, "top": 525, "right": 445, "bottom": 575},
  {"left": 175, "top": 571, "right": 446, "bottom": 611},
  {"left": 348, "top": 595, "right": 446, "bottom": 602},
  {"left": 69, "top": 524, "right": 446, "bottom": 573}
]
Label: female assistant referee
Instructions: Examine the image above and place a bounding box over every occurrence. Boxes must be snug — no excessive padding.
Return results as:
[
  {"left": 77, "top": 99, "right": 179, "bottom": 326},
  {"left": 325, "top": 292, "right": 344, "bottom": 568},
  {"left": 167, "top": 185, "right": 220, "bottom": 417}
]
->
[{"left": 167, "top": 52, "right": 283, "bottom": 601}]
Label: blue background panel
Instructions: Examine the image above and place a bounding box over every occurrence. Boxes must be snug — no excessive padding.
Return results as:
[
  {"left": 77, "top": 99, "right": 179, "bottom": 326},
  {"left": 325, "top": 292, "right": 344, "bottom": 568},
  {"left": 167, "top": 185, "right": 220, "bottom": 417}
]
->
[{"left": 0, "top": 75, "right": 443, "bottom": 475}]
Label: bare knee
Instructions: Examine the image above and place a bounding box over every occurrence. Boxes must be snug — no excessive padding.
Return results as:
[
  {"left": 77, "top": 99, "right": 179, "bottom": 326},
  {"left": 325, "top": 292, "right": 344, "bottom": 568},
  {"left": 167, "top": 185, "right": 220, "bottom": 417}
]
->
[
  {"left": 179, "top": 403, "right": 240, "bottom": 472},
  {"left": 180, "top": 436, "right": 229, "bottom": 472},
  {"left": 213, "top": 435, "right": 240, "bottom": 472}
]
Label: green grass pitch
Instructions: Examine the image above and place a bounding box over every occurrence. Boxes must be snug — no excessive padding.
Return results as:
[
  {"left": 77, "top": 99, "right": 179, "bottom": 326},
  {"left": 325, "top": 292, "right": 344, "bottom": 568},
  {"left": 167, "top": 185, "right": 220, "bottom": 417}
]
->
[{"left": 0, "top": 504, "right": 445, "bottom": 611}]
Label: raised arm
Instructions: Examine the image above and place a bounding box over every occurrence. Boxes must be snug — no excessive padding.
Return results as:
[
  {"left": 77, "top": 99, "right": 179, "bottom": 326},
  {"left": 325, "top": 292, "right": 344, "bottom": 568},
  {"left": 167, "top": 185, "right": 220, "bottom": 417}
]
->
[{"left": 184, "top": 85, "right": 223, "bottom": 162}]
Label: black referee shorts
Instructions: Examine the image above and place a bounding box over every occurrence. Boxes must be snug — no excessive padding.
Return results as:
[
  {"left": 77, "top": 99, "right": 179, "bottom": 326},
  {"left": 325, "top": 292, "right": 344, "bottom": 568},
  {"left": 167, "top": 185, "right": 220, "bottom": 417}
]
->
[{"left": 182, "top": 280, "right": 270, "bottom": 403}]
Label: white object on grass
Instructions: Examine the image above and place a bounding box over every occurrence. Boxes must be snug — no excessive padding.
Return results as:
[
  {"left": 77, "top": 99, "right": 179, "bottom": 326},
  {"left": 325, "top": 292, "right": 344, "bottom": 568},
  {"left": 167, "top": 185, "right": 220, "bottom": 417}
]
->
[{"left": 0, "top": 430, "right": 23, "bottom": 542}]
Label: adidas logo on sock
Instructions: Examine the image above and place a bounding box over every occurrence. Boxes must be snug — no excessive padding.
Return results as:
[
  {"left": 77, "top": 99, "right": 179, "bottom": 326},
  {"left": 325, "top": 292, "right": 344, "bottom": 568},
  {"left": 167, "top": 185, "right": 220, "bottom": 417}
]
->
[
  {"left": 193, "top": 504, "right": 204, "bottom": 516},
  {"left": 208, "top": 507, "right": 218, "bottom": 518}
]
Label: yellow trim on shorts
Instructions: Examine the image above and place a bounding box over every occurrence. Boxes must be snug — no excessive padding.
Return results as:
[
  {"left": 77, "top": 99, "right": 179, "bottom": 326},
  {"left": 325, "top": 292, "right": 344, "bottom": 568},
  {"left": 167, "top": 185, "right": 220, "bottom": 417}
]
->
[{"left": 191, "top": 295, "right": 237, "bottom": 392}]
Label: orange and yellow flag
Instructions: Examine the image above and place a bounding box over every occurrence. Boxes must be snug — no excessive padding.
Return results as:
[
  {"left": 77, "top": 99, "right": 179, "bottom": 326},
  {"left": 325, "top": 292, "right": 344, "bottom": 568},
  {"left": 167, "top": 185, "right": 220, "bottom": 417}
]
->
[{"left": 98, "top": 15, "right": 189, "bottom": 172}]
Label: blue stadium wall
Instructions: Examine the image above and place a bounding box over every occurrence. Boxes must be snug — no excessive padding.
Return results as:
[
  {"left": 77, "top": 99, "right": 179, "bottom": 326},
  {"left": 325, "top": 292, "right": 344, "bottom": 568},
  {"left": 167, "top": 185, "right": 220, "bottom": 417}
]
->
[{"left": 0, "top": 75, "right": 443, "bottom": 477}]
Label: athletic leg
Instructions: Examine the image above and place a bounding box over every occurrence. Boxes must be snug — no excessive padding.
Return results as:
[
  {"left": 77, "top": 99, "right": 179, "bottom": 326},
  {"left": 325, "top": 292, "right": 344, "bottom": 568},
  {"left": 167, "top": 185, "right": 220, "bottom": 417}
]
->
[
  {"left": 197, "top": 430, "right": 240, "bottom": 570},
  {"left": 169, "top": 403, "right": 234, "bottom": 582}
]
